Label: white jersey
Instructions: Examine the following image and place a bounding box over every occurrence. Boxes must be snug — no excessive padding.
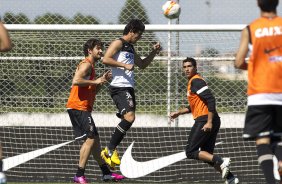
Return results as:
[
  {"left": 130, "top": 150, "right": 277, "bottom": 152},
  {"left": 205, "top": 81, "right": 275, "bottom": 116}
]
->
[{"left": 110, "top": 38, "right": 135, "bottom": 88}]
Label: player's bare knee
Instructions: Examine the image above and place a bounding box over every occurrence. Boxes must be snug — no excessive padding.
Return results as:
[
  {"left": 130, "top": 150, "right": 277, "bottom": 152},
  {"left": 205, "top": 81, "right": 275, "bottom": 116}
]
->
[
  {"left": 123, "top": 111, "right": 135, "bottom": 123},
  {"left": 256, "top": 137, "right": 270, "bottom": 145}
]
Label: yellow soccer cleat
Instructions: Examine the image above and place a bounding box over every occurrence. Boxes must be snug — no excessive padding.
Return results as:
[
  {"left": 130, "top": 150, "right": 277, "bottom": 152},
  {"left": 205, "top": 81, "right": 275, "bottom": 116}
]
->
[
  {"left": 101, "top": 147, "right": 121, "bottom": 169},
  {"left": 111, "top": 149, "right": 121, "bottom": 165}
]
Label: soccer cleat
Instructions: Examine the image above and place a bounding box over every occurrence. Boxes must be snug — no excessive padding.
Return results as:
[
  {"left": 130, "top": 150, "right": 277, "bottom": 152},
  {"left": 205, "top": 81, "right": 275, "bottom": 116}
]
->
[
  {"left": 111, "top": 149, "right": 121, "bottom": 165},
  {"left": 102, "top": 172, "right": 125, "bottom": 182},
  {"left": 73, "top": 175, "right": 88, "bottom": 184},
  {"left": 101, "top": 147, "right": 121, "bottom": 169},
  {"left": 220, "top": 158, "right": 231, "bottom": 179},
  {"left": 225, "top": 176, "right": 239, "bottom": 184},
  {"left": 101, "top": 148, "right": 116, "bottom": 169}
]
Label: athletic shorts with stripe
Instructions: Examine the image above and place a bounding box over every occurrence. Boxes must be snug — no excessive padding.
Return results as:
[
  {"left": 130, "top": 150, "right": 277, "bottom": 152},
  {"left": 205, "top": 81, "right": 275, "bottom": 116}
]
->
[
  {"left": 67, "top": 109, "right": 98, "bottom": 141},
  {"left": 186, "top": 116, "right": 221, "bottom": 159},
  {"left": 110, "top": 86, "right": 136, "bottom": 116},
  {"left": 243, "top": 105, "right": 282, "bottom": 140}
]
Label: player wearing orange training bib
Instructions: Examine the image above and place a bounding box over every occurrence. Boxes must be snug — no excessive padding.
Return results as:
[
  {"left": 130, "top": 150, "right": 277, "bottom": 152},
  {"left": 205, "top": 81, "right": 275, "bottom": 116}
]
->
[
  {"left": 235, "top": 0, "right": 282, "bottom": 183},
  {"left": 170, "top": 57, "right": 239, "bottom": 184}
]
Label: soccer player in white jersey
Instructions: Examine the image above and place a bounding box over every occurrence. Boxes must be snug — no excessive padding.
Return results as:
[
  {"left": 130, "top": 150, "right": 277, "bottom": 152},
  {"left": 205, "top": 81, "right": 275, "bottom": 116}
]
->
[{"left": 101, "top": 19, "right": 161, "bottom": 169}]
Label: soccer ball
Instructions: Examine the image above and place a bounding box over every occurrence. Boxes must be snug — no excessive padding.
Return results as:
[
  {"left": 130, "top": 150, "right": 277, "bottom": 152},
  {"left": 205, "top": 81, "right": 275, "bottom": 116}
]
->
[
  {"left": 162, "top": 0, "right": 181, "bottom": 19},
  {"left": 0, "top": 172, "right": 6, "bottom": 184}
]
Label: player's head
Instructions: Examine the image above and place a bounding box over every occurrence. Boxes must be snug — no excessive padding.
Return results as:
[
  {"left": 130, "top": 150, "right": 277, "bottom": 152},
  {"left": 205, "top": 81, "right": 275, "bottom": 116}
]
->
[
  {"left": 182, "top": 57, "right": 197, "bottom": 79},
  {"left": 123, "top": 19, "right": 145, "bottom": 35},
  {"left": 257, "top": 0, "right": 278, "bottom": 12},
  {"left": 123, "top": 19, "right": 145, "bottom": 43},
  {"left": 83, "top": 38, "right": 103, "bottom": 59}
]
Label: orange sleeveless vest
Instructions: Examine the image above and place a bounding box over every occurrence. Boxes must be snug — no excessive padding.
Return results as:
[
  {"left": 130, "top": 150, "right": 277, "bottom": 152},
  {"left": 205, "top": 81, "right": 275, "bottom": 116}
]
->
[
  {"left": 248, "top": 17, "right": 282, "bottom": 95},
  {"left": 187, "top": 74, "right": 209, "bottom": 119},
  {"left": 66, "top": 58, "right": 96, "bottom": 112}
]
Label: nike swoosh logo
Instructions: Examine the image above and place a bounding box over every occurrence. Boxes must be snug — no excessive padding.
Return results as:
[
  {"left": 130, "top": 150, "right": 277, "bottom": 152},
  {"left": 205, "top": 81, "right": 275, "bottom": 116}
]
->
[
  {"left": 120, "top": 142, "right": 186, "bottom": 178},
  {"left": 3, "top": 140, "right": 73, "bottom": 171},
  {"left": 120, "top": 141, "right": 223, "bottom": 178},
  {"left": 264, "top": 45, "right": 282, "bottom": 54}
]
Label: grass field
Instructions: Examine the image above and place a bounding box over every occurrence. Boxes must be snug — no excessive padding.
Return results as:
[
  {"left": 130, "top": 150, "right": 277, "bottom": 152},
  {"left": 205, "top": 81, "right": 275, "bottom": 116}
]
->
[
  {"left": 9, "top": 182, "right": 215, "bottom": 184},
  {"left": 8, "top": 183, "right": 212, "bottom": 184}
]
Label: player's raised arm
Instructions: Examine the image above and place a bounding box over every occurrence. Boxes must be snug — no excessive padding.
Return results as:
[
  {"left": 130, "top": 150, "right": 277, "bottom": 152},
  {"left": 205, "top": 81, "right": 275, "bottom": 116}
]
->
[
  {"left": 235, "top": 27, "right": 249, "bottom": 70},
  {"left": 135, "top": 42, "right": 161, "bottom": 69}
]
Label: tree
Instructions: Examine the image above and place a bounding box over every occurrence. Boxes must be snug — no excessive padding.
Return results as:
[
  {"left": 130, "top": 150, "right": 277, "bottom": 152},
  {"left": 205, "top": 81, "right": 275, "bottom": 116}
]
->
[
  {"left": 34, "top": 13, "right": 70, "bottom": 24},
  {"left": 71, "top": 13, "right": 100, "bottom": 24},
  {"left": 3, "top": 12, "right": 30, "bottom": 24},
  {"left": 201, "top": 47, "right": 220, "bottom": 57},
  {"left": 118, "top": 0, "right": 150, "bottom": 24}
]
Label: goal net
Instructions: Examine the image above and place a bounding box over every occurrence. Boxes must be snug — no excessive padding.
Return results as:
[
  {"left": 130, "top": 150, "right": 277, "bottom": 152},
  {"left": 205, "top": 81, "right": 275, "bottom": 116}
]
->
[{"left": 0, "top": 24, "right": 264, "bottom": 183}]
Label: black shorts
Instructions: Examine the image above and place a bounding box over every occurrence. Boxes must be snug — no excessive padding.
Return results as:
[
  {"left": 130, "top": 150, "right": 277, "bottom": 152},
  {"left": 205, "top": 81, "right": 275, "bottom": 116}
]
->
[
  {"left": 67, "top": 109, "right": 98, "bottom": 141},
  {"left": 186, "top": 117, "right": 221, "bottom": 155},
  {"left": 243, "top": 105, "right": 282, "bottom": 140},
  {"left": 110, "top": 86, "right": 136, "bottom": 116}
]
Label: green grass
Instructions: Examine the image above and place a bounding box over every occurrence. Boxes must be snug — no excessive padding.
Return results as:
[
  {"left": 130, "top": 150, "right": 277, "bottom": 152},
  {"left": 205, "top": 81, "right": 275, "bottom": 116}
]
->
[{"left": 9, "top": 182, "right": 214, "bottom": 184}]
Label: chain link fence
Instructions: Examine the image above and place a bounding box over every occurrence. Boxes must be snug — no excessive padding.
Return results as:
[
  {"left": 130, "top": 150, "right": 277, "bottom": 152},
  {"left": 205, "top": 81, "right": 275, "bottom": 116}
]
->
[
  {"left": 0, "top": 28, "right": 247, "bottom": 115},
  {"left": 0, "top": 1, "right": 264, "bottom": 183}
]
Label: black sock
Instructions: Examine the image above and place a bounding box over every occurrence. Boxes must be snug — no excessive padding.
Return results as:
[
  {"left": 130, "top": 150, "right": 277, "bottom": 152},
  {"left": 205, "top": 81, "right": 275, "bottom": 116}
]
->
[
  {"left": 108, "top": 119, "right": 132, "bottom": 151},
  {"left": 100, "top": 163, "right": 111, "bottom": 176},
  {"left": 76, "top": 167, "right": 85, "bottom": 177},
  {"left": 274, "top": 142, "right": 282, "bottom": 161},
  {"left": 226, "top": 171, "right": 234, "bottom": 179},
  {"left": 212, "top": 155, "right": 223, "bottom": 166},
  {"left": 0, "top": 159, "right": 2, "bottom": 172},
  {"left": 257, "top": 144, "right": 275, "bottom": 184}
]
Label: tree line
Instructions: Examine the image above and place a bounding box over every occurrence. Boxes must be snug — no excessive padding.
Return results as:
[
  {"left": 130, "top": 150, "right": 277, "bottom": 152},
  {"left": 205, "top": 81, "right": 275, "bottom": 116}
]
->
[{"left": 1, "top": 0, "right": 150, "bottom": 24}]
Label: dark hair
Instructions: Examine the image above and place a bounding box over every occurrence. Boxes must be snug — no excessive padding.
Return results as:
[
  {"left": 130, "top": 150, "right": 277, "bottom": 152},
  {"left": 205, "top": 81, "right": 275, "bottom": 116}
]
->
[
  {"left": 257, "top": 0, "right": 278, "bottom": 12},
  {"left": 83, "top": 38, "right": 102, "bottom": 57},
  {"left": 123, "top": 19, "right": 145, "bottom": 35},
  {"left": 183, "top": 57, "right": 197, "bottom": 67}
]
